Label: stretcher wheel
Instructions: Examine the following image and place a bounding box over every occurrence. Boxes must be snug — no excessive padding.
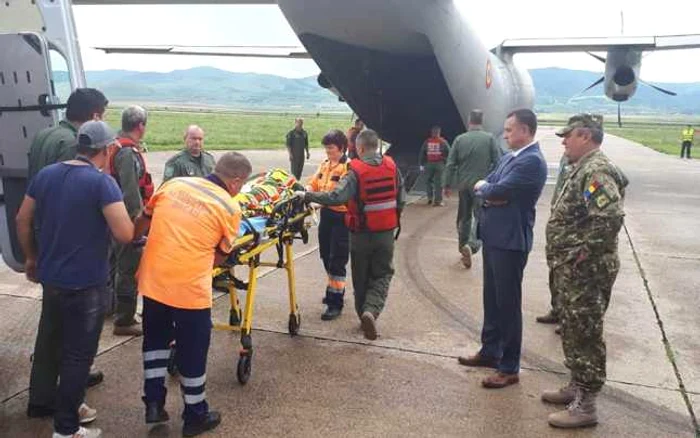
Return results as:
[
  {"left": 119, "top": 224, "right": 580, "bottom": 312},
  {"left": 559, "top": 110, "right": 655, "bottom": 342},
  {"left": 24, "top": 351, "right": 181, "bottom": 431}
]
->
[
  {"left": 288, "top": 313, "right": 301, "bottom": 336},
  {"left": 237, "top": 353, "right": 252, "bottom": 385},
  {"left": 167, "top": 345, "right": 178, "bottom": 377}
]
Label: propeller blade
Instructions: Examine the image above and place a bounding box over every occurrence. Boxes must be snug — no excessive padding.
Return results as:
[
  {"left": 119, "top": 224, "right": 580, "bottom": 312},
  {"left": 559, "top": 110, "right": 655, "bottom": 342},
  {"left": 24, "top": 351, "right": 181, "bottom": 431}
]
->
[
  {"left": 582, "top": 76, "right": 605, "bottom": 93},
  {"left": 586, "top": 52, "right": 607, "bottom": 63},
  {"left": 640, "top": 79, "right": 677, "bottom": 96}
]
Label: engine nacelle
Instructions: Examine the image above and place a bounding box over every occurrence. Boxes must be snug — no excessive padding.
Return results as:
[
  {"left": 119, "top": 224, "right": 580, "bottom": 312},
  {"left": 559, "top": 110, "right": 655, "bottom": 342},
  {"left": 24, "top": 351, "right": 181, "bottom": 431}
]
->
[{"left": 604, "top": 48, "right": 642, "bottom": 102}]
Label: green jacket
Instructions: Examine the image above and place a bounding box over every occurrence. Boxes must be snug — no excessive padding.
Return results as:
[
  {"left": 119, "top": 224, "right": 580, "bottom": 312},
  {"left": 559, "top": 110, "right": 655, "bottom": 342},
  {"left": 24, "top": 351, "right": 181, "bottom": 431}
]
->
[
  {"left": 28, "top": 120, "right": 78, "bottom": 180},
  {"left": 443, "top": 128, "right": 501, "bottom": 191},
  {"left": 305, "top": 155, "right": 406, "bottom": 229},
  {"left": 163, "top": 150, "right": 216, "bottom": 182}
]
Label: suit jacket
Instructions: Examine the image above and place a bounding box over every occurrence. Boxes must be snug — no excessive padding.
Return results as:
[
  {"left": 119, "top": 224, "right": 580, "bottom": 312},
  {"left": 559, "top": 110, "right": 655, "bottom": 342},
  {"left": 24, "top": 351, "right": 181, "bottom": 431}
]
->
[{"left": 476, "top": 142, "right": 547, "bottom": 253}]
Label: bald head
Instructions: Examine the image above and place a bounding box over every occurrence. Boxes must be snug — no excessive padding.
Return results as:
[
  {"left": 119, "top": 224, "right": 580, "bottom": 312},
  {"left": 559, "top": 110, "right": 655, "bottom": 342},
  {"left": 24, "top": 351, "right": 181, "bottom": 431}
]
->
[
  {"left": 214, "top": 152, "right": 252, "bottom": 196},
  {"left": 184, "top": 125, "right": 205, "bottom": 157}
]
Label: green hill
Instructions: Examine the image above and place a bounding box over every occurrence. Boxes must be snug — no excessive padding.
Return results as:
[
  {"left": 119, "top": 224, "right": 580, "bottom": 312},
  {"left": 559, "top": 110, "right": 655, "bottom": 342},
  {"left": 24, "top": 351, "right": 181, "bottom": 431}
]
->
[{"left": 53, "top": 67, "right": 700, "bottom": 114}]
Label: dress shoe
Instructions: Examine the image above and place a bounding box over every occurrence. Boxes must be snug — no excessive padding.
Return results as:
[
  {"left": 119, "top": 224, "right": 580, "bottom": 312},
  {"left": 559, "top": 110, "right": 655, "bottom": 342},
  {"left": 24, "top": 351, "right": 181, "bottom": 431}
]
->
[
  {"left": 536, "top": 310, "right": 560, "bottom": 324},
  {"left": 113, "top": 322, "right": 143, "bottom": 337},
  {"left": 457, "top": 353, "right": 499, "bottom": 369},
  {"left": 481, "top": 371, "right": 520, "bottom": 389},
  {"left": 182, "top": 411, "right": 222, "bottom": 437},
  {"left": 360, "top": 312, "right": 378, "bottom": 340},
  {"left": 321, "top": 306, "right": 342, "bottom": 321},
  {"left": 27, "top": 403, "right": 55, "bottom": 418},
  {"left": 142, "top": 397, "right": 169, "bottom": 424},
  {"left": 86, "top": 370, "right": 104, "bottom": 388}
]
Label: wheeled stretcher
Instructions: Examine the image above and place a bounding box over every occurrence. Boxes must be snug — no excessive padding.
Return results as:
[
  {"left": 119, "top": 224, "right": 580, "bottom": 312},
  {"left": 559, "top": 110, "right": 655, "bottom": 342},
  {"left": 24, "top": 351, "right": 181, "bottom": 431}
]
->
[{"left": 166, "top": 169, "right": 314, "bottom": 384}]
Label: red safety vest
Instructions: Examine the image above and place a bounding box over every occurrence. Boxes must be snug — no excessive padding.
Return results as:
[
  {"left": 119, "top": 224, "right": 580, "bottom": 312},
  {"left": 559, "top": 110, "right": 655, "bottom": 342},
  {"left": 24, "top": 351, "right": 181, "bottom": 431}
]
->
[
  {"left": 345, "top": 156, "right": 399, "bottom": 232},
  {"left": 426, "top": 137, "right": 446, "bottom": 163},
  {"left": 109, "top": 136, "right": 155, "bottom": 204}
]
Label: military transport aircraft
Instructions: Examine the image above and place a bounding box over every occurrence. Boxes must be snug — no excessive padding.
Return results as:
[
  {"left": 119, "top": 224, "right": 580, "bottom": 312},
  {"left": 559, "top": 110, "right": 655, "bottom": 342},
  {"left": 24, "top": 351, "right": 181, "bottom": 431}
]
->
[{"left": 1, "top": 0, "right": 700, "bottom": 272}]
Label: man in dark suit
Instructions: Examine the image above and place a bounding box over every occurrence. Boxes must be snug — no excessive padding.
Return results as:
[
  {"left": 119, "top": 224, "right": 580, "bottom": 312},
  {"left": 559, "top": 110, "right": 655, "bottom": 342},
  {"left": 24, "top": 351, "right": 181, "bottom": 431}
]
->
[{"left": 457, "top": 109, "right": 547, "bottom": 389}]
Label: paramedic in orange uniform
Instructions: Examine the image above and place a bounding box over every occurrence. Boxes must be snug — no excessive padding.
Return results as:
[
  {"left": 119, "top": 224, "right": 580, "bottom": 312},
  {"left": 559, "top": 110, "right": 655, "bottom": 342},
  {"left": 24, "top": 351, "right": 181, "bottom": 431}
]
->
[
  {"left": 306, "top": 130, "right": 351, "bottom": 321},
  {"left": 134, "top": 152, "right": 251, "bottom": 437}
]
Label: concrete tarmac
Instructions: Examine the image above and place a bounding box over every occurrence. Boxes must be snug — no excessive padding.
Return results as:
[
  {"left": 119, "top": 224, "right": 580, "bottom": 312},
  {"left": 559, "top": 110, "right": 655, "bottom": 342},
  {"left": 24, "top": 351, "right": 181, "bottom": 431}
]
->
[{"left": 1, "top": 129, "right": 698, "bottom": 437}]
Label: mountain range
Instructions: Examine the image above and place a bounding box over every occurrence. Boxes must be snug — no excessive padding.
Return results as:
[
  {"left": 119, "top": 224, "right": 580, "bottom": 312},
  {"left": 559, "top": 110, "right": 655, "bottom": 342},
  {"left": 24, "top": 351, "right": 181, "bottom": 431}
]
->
[{"left": 54, "top": 67, "right": 700, "bottom": 114}]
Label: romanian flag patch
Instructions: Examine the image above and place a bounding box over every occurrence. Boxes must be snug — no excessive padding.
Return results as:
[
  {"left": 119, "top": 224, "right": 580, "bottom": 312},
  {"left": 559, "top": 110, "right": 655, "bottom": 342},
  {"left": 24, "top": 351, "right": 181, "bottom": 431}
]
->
[{"left": 584, "top": 180, "right": 611, "bottom": 209}]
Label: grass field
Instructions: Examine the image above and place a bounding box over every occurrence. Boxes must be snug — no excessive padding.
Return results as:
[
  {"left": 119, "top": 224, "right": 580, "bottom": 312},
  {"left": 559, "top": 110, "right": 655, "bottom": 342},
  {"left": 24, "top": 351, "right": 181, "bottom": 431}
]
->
[
  {"left": 104, "top": 108, "right": 699, "bottom": 156},
  {"left": 103, "top": 108, "right": 354, "bottom": 151}
]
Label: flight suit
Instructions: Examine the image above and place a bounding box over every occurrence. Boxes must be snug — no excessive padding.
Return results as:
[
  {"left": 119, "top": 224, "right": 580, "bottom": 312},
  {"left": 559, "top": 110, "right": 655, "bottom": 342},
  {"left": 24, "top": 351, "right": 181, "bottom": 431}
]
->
[
  {"left": 286, "top": 128, "right": 309, "bottom": 180},
  {"left": 306, "top": 156, "right": 350, "bottom": 312},
  {"left": 111, "top": 135, "right": 153, "bottom": 328},
  {"left": 27, "top": 120, "right": 78, "bottom": 181},
  {"left": 443, "top": 128, "right": 501, "bottom": 254},
  {"left": 419, "top": 136, "right": 450, "bottom": 204},
  {"left": 162, "top": 150, "right": 216, "bottom": 182}
]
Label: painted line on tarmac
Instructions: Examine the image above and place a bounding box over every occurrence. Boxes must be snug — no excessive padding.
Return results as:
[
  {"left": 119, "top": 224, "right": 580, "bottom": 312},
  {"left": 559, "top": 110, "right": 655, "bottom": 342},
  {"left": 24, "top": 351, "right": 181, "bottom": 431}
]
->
[
  {"left": 247, "top": 326, "right": 699, "bottom": 396},
  {"left": 623, "top": 224, "right": 700, "bottom": 435}
]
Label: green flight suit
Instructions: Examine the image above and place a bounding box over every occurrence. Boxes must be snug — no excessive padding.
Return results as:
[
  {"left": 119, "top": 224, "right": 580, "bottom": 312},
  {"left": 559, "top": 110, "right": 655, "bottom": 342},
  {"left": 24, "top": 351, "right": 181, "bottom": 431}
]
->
[
  {"left": 162, "top": 150, "right": 216, "bottom": 182},
  {"left": 443, "top": 128, "right": 501, "bottom": 253},
  {"left": 305, "top": 155, "right": 406, "bottom": 318},
  {"left": 419, "top": 137, "right": 450, "bottom": 204},
  {"left": 286, "top": 128, "right": 309, "bottom": 180},
  {"left": 28, "top": 120, "right": 78, "bottom": 180},
  {"left": 112, "top": 138, "right": 147, "bottom": 327}
]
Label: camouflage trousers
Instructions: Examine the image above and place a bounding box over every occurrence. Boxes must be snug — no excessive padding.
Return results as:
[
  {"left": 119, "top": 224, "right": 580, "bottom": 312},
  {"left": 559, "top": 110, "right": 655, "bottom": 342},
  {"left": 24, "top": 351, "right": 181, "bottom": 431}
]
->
[{"left": 551, "top": 252, "right": 620, "bottom": 393}]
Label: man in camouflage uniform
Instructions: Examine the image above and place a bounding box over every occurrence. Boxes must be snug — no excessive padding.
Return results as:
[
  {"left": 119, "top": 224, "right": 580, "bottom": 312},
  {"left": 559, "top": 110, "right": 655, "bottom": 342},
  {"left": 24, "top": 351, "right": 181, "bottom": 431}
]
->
[
  {"left": 542, "top": 114, "right": 628, "bottom": 429},
  {"left": 162, "top": 125, "right": 215, "bottom": 182},
  {"left": 536, "top": 153, "right": 570, "bottom": 327}
]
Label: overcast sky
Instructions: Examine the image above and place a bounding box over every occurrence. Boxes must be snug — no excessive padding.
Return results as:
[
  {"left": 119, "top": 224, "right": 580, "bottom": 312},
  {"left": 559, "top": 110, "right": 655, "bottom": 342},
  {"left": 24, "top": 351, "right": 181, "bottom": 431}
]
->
[{"left": 72, "top": 0, "right": 700, "bottom": 83}]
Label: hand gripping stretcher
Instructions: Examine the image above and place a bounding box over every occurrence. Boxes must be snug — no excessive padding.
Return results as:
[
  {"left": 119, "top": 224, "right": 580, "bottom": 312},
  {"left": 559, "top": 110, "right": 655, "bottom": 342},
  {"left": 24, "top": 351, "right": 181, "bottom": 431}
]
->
[{"left": 167, "top": 169, "right": 314, "bottom": 384}]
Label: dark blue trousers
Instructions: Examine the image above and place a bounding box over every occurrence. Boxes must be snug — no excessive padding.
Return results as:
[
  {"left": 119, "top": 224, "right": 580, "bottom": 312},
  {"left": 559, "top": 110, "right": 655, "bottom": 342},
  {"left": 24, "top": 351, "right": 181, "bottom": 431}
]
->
[
  {"left": 142, "top": 297, "right": 211, "bottom": 425},
  {"left": 318, "top": 208, "right": 350, "bottom": 308},
  {"left": 479, "top": 246, "right": 528, "bottom": 374}
]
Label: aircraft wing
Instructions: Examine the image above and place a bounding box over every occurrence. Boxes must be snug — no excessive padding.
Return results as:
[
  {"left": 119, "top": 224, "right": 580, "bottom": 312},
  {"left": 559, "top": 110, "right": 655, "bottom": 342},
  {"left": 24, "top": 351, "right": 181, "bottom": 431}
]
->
[
  {"left": 94, "top": 45, "right": 311, "bottom": 59},
  {"left": 498, "top": 34, "right": 700, "bottom": 54}
]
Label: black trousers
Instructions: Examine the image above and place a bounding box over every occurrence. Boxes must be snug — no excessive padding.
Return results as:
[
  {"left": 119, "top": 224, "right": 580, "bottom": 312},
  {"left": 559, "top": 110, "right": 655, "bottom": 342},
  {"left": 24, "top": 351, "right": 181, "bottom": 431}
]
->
[
  {"left": 29, "top": 285, "right": 105, "bottom": 435},
  {"left": 142, "top": 297, "right": 211, "bottom": 425},
  {"left": 681, "top": 141, "right": 692, "bottom": 158},
  {"left": 479, "top": 246, "right": 528, "bottom": 374}
]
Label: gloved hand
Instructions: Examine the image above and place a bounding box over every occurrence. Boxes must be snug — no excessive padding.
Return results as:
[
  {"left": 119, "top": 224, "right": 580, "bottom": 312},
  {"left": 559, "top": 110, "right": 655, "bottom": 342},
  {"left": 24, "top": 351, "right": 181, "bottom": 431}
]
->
[
  {"left": 419, "top": 166, "right": 425, "bottom": 172},
  {"left": 293, "top": 190, "right": 306, "bottom": 199}
]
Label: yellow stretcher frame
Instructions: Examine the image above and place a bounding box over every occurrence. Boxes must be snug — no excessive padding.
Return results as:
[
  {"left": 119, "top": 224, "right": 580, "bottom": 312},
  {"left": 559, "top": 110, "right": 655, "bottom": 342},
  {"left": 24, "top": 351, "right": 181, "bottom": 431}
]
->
[{"left": 208, "top": 207, "right": 312, "bottom": 384}]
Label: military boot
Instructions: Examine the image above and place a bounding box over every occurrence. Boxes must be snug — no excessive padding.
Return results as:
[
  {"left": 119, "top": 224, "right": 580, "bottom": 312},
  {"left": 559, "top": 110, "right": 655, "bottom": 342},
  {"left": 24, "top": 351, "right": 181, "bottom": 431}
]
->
[
  {"left": 541, "top": 381, "right": 577, "bottom": 404},
  {"left": 548, "top": 388, "right": 598, "bottom": 428}
]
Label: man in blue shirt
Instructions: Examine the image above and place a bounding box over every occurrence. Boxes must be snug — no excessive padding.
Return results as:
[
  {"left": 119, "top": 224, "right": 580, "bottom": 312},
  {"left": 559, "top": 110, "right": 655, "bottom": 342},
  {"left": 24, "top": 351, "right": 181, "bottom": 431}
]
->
[{"left": 16, "top": 121, "right": 134, "bottom": 438}]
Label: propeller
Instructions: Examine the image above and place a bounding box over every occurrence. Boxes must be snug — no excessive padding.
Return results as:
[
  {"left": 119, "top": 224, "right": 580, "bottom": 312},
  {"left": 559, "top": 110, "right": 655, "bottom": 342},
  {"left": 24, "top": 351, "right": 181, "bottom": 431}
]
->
[{"left": 640, "top": 79, "right": 677, "bottom": 96}]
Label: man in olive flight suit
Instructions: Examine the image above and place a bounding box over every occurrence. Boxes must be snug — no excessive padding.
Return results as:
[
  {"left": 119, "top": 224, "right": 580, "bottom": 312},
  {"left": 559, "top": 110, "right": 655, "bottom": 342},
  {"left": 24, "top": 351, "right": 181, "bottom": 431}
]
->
[{"left": 163, "top": 125, "right": 216, "bottom": 182}]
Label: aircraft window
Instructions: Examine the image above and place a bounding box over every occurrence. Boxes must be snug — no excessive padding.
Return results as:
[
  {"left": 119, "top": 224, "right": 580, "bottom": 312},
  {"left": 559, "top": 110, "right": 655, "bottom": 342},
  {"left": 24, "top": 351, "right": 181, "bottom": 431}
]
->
[{"left": 49, "top": 49, "right": 70, "bottom": 117}]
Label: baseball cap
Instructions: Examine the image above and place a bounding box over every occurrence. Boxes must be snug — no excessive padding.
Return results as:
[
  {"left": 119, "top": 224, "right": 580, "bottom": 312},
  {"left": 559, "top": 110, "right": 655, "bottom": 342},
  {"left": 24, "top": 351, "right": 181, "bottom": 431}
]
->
[
  {"left": 555, "top": 113, "right": 603, "bottom": 137},
  {"left": 77, "top": 121, "right": 116, "bottom": 149}
]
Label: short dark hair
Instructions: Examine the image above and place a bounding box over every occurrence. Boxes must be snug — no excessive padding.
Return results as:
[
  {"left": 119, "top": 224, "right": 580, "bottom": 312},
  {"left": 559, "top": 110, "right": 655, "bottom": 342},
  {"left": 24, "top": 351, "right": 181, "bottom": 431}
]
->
[
  {"left": 215, "top": 152, "right": 252, "bottom": 180},
  {"left": 507, "top": 108, "right": 537, "bottom": 135},
  {"left": 356, "top": 129, "right": 379, "bottom": 151},
  {"left": 66, "top": 88, "right": 108, "bottom": 123},
  {"left": 469, "top": 110, "right": 483, "bottom": 125},
  {"left": 322, "top": 129, "right": 348, "bottom": 152}
]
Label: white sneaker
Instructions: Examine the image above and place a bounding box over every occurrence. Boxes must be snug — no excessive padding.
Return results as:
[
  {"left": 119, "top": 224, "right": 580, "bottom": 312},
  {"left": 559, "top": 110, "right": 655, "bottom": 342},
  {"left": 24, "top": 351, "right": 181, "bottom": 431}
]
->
[
  {"left": 53, "top": 426, "right": 102, "bottom": 438},
  {"left": 78, "top": 403, "right": 97, "bottom": 424}
]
